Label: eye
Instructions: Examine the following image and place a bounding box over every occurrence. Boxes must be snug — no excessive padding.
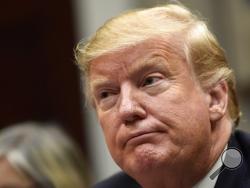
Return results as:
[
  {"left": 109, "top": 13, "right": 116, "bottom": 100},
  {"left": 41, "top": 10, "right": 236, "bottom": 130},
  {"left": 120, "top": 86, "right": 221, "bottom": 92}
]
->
[
  {"left": 142, "top": 76, "right": 162, "bottom": 87},
  {"left": 96, "top": 89, "right": 118, "bottom": 110},
  {"left": 99, "top": 90, "right": 112, "bottom": 99},
  {"left": 98, "top": 88, "right": 119, "bottom": 101}
]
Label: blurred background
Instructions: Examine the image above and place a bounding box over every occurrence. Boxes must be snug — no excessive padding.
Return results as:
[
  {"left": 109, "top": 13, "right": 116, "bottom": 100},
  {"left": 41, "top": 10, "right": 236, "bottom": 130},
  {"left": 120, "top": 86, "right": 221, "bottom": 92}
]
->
[{"left": 1, "top": 0, "right": 249, "bottom": 184}]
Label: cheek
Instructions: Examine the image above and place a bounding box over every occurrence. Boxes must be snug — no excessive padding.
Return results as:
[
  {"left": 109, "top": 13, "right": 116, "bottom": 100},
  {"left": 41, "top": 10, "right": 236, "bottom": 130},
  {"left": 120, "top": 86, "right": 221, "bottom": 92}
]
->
[
  {"left": 147, "top": 89, "right": 210, "bottom": 140},
  {"left": 98, "top": 111, "right": 120, "bottom": 153}
]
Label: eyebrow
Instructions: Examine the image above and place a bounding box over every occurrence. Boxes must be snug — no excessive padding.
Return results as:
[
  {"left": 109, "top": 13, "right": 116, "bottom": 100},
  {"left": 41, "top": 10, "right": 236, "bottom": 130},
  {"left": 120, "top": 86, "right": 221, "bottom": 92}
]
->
[
  {"left": 128, "top": 56, "right": 170, "bottom": 78},
  {"left": 91, "top": 56, "right": 170, "bottom": 92},
  {"left": 90, "top": 78, "right": 112, "bottom": 92}
]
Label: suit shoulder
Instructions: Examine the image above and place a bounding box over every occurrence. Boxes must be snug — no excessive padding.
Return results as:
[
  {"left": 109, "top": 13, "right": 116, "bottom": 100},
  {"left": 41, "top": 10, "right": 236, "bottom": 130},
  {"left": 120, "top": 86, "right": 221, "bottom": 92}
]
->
[
  {"left": 234, "top": 130, "right": 250, "bottom": 157},
  {"left": 93, "top": 172, "right": 141, "bottom": 188},
  {"left": 234, "top": 129, "right": 250, "bottom": 169},
  {"left": 234, "top": 129, "right": 250, "bottom": 150}
]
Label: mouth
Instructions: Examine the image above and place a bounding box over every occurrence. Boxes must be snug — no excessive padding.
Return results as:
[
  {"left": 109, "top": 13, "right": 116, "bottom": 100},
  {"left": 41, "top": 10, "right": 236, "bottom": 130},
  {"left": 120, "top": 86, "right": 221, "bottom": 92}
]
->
[{"left": 124, "top": 131, "right": 165, "bottom": 148}]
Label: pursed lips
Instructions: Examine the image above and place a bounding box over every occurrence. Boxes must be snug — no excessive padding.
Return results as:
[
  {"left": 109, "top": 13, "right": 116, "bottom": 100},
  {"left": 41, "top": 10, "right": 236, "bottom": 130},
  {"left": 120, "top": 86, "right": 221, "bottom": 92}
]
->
[{"left": 123, "top": 129, "right": 165, "bottom": 148}]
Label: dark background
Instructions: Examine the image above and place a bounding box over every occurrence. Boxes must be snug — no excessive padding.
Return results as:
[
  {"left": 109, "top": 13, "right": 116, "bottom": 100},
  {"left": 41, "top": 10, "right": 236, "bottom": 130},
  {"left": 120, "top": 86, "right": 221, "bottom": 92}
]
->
[{"left": 0, "top": 0, "right": 85, "bottom": 150}]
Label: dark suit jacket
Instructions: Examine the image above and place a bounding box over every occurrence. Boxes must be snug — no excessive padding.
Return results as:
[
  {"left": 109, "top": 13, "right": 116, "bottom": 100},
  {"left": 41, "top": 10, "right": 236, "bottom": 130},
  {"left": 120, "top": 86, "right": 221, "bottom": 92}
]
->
[
  {"left": 94, "top": 129, "right": 250, "bottom": 188},
  {"left": 214, "top": 129, "right": 250, "bottom": 188}
]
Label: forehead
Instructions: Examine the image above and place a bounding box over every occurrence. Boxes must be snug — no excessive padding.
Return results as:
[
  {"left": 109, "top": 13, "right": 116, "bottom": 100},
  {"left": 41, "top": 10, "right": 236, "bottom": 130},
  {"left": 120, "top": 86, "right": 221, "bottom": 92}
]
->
[{"left": 89, "top": 38, "right": 187, "bottom": 80}]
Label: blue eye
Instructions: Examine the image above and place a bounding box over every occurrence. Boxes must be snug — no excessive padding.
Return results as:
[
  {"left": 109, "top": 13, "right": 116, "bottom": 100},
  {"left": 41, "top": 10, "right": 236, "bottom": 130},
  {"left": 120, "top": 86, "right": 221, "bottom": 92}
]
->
[{"left": 142, "top": 77, "right": 161, "bottom": 87}]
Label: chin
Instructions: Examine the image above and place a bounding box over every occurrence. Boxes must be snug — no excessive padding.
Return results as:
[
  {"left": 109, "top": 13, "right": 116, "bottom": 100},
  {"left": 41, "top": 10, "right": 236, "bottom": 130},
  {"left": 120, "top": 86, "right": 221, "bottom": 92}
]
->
[{"left": 124, "top": 143, "right": 170, "bottom": 174}]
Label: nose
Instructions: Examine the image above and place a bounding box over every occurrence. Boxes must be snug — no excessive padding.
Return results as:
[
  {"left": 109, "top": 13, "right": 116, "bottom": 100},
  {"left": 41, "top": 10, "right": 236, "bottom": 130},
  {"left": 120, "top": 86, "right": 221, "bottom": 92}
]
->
[{"left": 118, "top": 83, "right": 146, "bottom": 125}]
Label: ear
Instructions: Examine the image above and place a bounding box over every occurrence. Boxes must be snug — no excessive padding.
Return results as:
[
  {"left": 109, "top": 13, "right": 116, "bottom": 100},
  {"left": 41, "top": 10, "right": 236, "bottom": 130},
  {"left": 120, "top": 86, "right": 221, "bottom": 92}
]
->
[{"left": 206, "top": 80, "right": 228, "bottom": 122}]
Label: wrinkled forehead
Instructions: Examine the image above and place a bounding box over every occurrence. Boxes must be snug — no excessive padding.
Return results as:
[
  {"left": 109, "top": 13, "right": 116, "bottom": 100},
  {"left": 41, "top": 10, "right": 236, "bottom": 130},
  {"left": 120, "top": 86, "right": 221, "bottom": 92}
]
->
[
  {"left": 89, "top": 42, "right": 155, "bottom": 77},
  {"left": 89, "top": 37, "right": 186, "bottom": 74},
  {"left": 88, "top": 38, "right": 190, "bottom": 89}
]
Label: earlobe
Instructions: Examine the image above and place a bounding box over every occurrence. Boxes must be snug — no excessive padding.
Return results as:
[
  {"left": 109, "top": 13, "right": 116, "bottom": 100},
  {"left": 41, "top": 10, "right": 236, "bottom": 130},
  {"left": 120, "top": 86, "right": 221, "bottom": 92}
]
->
[{"left": 207, "top": 80, "right": 228, "bottom": 122}]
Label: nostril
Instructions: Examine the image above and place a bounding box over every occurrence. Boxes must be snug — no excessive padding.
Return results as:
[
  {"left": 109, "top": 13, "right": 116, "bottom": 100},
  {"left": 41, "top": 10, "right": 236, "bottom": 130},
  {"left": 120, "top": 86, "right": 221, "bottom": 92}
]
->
[
  {"left": 125, "top": 115, "right": 137, "bottom": 123},
  {"left": 124, "top": 114, "right": 143, "bottom": 125}
]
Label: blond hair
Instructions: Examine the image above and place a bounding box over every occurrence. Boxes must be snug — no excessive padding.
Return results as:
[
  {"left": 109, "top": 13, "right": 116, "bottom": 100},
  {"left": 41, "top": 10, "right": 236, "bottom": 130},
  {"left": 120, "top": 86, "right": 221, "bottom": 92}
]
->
[
  {"left": 0, "top": 122, "right": 88, "bottom": 188},
  {"left": 75, "top": 4, "right": 240, "bottom": 125}
]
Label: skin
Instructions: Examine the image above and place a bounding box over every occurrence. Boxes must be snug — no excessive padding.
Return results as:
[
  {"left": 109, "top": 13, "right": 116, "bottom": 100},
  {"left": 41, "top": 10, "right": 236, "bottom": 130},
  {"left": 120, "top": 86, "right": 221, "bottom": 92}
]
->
[
  {"left": 0, "top": 157, "right": 35, "bottom": 188},
  {"left": 89, "top": 39, "right": 232, "bottom": 188}
]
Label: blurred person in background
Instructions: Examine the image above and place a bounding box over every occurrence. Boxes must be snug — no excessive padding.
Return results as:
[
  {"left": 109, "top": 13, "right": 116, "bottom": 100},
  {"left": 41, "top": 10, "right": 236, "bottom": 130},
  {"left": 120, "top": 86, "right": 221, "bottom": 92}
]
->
[
  {"left": 75, "top": 2, "right": 250, "bottom": 188},
  {"left": 0, "top": 122, "right": 89, "bottom": 188}
]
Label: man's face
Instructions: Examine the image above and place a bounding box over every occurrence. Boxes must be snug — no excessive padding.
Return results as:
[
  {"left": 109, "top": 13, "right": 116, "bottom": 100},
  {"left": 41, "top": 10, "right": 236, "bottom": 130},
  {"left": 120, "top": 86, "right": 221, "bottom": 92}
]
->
[{"left": 89, "top": 39, "right": 212, "bottom": 177}]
